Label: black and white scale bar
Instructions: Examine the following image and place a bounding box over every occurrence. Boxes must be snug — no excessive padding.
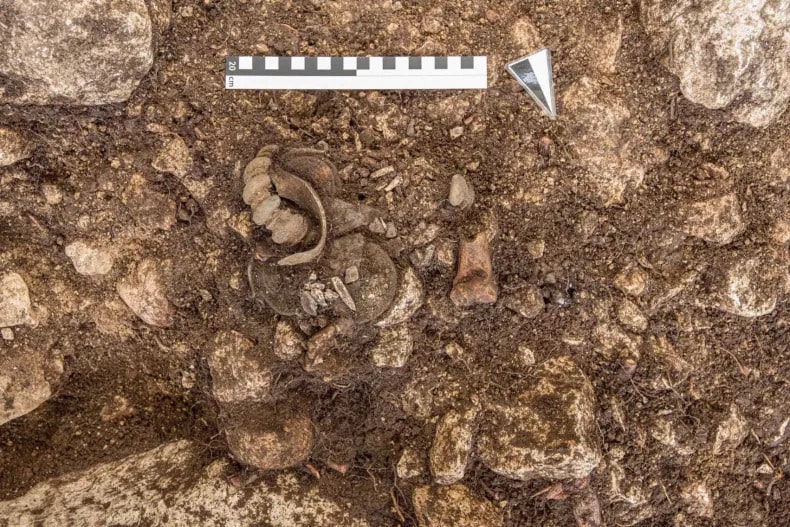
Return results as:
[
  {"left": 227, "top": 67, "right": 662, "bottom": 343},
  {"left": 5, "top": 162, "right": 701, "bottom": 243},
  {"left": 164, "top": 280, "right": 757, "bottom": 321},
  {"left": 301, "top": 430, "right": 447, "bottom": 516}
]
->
[{"left": 225, "top": 56, "right": 487, "bottom": 90}]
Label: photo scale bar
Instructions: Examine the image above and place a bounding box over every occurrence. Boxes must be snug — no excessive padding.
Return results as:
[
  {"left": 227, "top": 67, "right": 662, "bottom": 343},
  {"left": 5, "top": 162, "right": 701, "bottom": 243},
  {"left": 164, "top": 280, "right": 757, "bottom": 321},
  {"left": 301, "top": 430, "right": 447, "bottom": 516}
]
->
[{"left": 225, "top": 56, "right": 488, "bottom": 90}]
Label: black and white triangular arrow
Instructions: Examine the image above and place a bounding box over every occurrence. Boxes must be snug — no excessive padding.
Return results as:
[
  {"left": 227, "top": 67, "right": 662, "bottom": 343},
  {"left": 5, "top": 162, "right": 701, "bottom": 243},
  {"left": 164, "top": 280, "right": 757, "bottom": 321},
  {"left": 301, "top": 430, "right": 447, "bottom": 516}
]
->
[{"left": 506, "top": 48, "right": 557, "bottom": 120}]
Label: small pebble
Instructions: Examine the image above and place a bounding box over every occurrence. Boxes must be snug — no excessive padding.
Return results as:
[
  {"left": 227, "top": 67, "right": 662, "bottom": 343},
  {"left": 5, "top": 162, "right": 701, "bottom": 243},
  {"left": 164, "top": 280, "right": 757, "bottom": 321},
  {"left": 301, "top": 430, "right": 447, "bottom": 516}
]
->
[
  {"left": 331, "top": 276, "right": 357, "bottom": 311},
  {"left": 310, "top": 288, "right": 327, "bottom": 308},
  {"left": 0, "top": 127, "right": 31, "bottom": 167},
  {"left": 526, "top": 240, "right": 545, "bottom": 259},
  {"left": 41, "top": 184, "right": 63, "bottom": 205},
  {"left": 323, "top": 289, "right": 339, "bottom": 303},
  {"left": 518, "top": 344, "right": 535, "bottom": 366},
  {"left": 443, "top": 341, "right": 465, "bottom": 361},
  {"left": 369, "top": 217, "right": 387, "bottom": 234},
  {"left": 1, "top": 327, "right": 13, "bottom": 340},
  {"left": 344, "top": 266, "right": 359, "bottom": 284},
  {"left": 385, "top": 223, "right": 398, "bottom": 239},
  {"left": 370, "top": 166, "right": 396, "bottom": 179},
  {"left": 448, "top": 174, "right": 474, "bottom": 209},
  {"left": 300, "top": 291, "right": 318, "bottom": 316},
  {"left": 449, "top": 126, "right": 464, "bottom": 139}
]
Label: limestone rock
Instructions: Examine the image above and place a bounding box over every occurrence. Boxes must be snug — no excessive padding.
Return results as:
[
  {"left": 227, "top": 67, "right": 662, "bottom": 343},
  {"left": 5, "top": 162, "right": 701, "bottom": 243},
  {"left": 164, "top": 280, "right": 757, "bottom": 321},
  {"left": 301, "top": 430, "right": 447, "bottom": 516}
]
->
[
  {"left": 0, "top": 0, "right": 155, "bottom": 106},
  {"left": 64, "top": 241, "right": 114, "bottom": 277},
  {"left": 503, "top": 285, "right": 544, "bottom": 319},
  {"left": 770, "top": 141, "right": 790, "bottom": 183},
  {"left": 0, "top": 127, "right": 31, "bottom": 167},
  {"left": 681, "top": 481, "right": 714, "bottom": 518},
  {"left": 616, "top": 299, "right": 648, "bottom": 332},
  {"left": 207, "top": 330, "right": 271, "bottom": 404},
  {"left": 273, "top": 319, "right": 304, "bottom": 361},
  {"left": 224, "top": 402, "right": 313, "bottom": 470},
  {"left": 413, "top": 484, "right": 504, "bottom": 527},
  {"left": 712, "top": 404, "right": 748, "bottom": 454},
  {"left": 121, "top": 174, "right": 177, "bottom": 233},
  {"left": 706, "top": 251, "right": 786, "bottom": 318},
  {"left": 614, "top": 265, "right": 648, "bottom": 297},
  {"left": 397, "top": 447, "right": 424, "bottom": 480},
  {"left": 429, "top": 405, "right": 479, "bottom": 485},
  {"left": 0, "top": 272, "right": 36, "bottom": 328},
  {"left": 0, "top": 342, "right": 62, "bottom": 426},
  {"left": 680, "top": 193, "right": 744, "bottom": 245},
  {"left": 370, "top": 325, "right": 413, "bottom": 368},
  {"left": 562, "top": 77, "right": 645, "bottom": 206},
  {"left": 152, "top": 135, "right": 192, "bottom": 178},
  {"left": 510, "top": 17, "right": 541, "bottom": 52},
  {"left": 116, "top": 259, "right": 175, "bottom": 327},
  {"left": 448, "top": 175, "right": 474, "bottom": 209},
  {"left": 0, "top": 440, "right": 370, "bottom": 526},
  {"left": 642, "top": 0, "right": 790, "bottom": 127},
  {"left": 477, "top": 356, "right": 601, "bottom": 480},
  {"left": 376, "top": 266, "right": 424, "bottom": 328}
]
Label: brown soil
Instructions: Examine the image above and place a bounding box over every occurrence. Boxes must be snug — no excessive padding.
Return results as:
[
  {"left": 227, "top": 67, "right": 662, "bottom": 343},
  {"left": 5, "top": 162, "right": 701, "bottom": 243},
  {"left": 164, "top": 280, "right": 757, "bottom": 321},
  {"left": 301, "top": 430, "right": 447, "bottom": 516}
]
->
[{"left": 1, "top": 1, "right": 789, "bottom": 526}]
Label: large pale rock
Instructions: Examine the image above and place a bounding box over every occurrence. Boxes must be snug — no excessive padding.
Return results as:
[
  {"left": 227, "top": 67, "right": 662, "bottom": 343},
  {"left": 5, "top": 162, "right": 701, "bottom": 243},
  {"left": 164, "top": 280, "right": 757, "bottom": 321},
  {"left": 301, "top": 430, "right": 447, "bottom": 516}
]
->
[
  {"left": 0, "top": 440, "right": 371, "bottom": 526},
  {"left": 712, "top": 404, "right": 748, "bottom": 454},
  {"left": 0, "top": 272, "right": 36, "bottom": 328},
  {"left": 413, "top": 484, "right": 503, "bottom": 527},
  {"left": 477, "top": 356, "right": 601, "bottom": 480},
  {"left": 64, "top": 241, "right": 114, "bottom": 277},
  {"left": 370, "top": 325, "right": 413, "bottom": 368},
  {"left": 152, "top": 135, "right": 192, "bottom": 178},
  {"left": 117, "top": 259, "right": 175, "bottom": 327},
  {"left": 429, "top": 405, "right": 479, "bottom": 485},
  {"left": 375, "top": 265, "right": 424, "bottom": 328},
  {"left": 223, "top": 402, "right": 314, "bottom": 471},
  {"left": 0, "top": 127, "right": 31, "bottom": 167},
  {"left": 0, "top": 342, "right": 62, "bottom": 425},
  {"left": 642, "top": 0, "right": 790, "bottom": 127},
  {"left": 705, "top": 250, "right": 786, "bottom": 317},
  {"left": 207, "top": 330, "right": 271, "bottom": 404},
  {"left": 680, "top": 193, "right": 744, "bottom": 245},
  {"left": 121, "top": 174, "right": 177, "bottom": 233},
  {"left": 0, "top": 0, "right": 155, "bottom": 106},
  {"left": 563, "top": 77, "right": 645, "bottom": 206}
]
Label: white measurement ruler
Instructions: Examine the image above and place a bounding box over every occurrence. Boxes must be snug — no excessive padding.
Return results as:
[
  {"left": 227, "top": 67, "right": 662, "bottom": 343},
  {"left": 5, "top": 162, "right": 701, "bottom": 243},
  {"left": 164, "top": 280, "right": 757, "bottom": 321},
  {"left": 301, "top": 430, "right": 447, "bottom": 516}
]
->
[{"left": 225, "top": 56, "right": 487, "bottom": 90}]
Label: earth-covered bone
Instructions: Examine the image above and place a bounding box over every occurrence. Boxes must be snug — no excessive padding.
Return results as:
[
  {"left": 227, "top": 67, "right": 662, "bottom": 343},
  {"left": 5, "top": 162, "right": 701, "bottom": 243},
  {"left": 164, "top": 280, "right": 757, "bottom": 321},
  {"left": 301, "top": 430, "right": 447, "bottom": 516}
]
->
[
  {"left": 412, "top": 484, "right": 504, "bottom": 527},
  {"left": 477, "top": 356, "right": 601, "bottom": 480},
  {"left": 450, "top": 232, "right": 497, "bottom": 307},
  {"left": 641, "top": 0, "right": 790, "bottom": 127},
  {"left": 0, "top": 0, "right": 155, "bottom": 106},
  {"left": 0, "top": 440, "right": 371, "bottom": 526}
]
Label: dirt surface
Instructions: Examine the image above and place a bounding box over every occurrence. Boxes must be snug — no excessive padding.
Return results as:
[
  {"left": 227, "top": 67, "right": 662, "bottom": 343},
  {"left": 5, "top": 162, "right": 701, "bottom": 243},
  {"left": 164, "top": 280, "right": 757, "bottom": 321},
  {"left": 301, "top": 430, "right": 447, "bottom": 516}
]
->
[{"left": 1, "top": 1, "right": 789, "bottom": 526}]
